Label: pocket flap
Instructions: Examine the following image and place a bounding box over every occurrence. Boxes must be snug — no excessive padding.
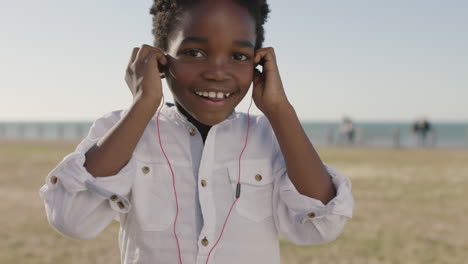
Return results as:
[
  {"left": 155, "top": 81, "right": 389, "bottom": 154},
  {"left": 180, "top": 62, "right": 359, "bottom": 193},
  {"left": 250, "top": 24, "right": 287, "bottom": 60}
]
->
[{"left": 227, "top": 159, "right": 273, "bottom": 186}]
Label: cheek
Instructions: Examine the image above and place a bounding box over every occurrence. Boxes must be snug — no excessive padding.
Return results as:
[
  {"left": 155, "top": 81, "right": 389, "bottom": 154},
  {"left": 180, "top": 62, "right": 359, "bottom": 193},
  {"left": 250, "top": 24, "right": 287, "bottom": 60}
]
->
[
  {"left": 235, "top": 65, "right": 254, "bottom": 86},
  {"left": 167, "top": 63, "right": 198, "bottom": 96},
  {"left": 169, "top": 62, "right": 196, "bottom": 82}
]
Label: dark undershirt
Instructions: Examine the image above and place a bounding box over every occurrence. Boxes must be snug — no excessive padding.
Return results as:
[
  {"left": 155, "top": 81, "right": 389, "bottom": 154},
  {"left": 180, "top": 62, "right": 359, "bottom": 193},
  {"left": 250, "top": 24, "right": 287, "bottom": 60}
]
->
[{"left": 175, "top": 103, "right": 211, "bottom": 143}]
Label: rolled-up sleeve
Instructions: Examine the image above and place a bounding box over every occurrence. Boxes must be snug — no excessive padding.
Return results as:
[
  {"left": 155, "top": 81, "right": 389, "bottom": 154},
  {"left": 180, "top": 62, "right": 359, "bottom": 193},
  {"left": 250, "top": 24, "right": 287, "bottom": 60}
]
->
[
  {"left": 272, "top": 159, "right": 354, "bottom": 245},
  {"left": 39, "top": 110, "right": 136, "bottom": 240}
]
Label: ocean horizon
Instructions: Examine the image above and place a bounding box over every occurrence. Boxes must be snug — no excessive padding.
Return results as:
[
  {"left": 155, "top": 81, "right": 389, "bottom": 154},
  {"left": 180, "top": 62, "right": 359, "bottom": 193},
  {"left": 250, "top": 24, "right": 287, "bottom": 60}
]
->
[{"left": 1, "top": 120, "right": 467, "bottom": 149}]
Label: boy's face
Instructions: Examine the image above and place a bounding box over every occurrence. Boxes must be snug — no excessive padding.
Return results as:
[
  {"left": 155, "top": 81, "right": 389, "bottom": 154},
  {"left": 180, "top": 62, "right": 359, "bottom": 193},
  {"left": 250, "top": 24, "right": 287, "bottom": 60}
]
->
[{"left": 164, "top": 0, "right": 256, "bottom": 126}]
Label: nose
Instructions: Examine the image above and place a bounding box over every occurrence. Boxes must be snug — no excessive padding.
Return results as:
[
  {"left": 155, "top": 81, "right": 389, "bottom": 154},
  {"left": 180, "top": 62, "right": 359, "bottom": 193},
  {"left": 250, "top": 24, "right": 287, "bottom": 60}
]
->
[{"left": 201, "top": 58, "right": 231, "bottom": 81}]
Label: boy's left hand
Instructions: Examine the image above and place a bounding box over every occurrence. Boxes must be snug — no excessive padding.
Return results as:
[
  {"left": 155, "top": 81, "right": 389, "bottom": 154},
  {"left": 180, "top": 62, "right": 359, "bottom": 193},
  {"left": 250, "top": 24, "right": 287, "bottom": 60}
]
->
[{"left": 253, "top": 47, "right": 290, "bottom": 117}]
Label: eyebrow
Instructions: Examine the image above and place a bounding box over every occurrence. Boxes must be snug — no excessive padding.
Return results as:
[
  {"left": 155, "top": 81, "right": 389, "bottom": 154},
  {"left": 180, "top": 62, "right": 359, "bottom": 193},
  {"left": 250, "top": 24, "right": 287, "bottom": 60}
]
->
[
  {"left": 181, "top": 36, "right": 208, "bottom": 45},
  {"left": 181, "top": 36, "right": 254, "bottom": 49},
  {"left": 233, "top": 40, "right": 254, "bottom": 49}
]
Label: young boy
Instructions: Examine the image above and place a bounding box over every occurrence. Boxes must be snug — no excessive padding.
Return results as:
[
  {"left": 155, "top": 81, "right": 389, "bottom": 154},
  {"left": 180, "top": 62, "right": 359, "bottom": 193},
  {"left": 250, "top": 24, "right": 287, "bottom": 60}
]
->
[{"left": 40, "top": 0, "right": 354, "bottom": 263}]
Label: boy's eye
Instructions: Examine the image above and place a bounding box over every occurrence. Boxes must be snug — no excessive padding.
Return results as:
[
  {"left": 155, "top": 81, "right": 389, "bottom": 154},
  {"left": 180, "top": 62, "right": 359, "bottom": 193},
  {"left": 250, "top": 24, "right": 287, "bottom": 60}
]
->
[
  {"left": 184, "top": 49, "right": 204, "bottom": 58},
  {"left": 232, "top": 53, "right": 248, "bottom": 61}
]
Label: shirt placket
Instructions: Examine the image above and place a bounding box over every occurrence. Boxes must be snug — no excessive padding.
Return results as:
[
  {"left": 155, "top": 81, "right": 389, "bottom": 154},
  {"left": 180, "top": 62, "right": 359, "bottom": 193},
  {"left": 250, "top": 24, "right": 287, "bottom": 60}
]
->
[{"left": 195, "top": 125, "right": 219, "bottom": 263}]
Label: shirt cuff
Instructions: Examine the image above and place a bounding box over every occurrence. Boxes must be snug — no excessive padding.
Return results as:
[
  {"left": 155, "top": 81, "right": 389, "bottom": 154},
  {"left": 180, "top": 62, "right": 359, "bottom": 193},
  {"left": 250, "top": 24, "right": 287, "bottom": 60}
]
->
[
  {"left": 45, "top": 137, "right": 136, "bottom": 213},
  {"left": 279, "top": 163, "right": 354, "bottom": 224}
]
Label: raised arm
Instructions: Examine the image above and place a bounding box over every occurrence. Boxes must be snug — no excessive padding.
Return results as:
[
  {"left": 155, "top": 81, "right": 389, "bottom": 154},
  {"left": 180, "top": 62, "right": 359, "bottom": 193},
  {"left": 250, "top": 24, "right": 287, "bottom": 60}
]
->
[
  {"left": 39, "top": 45, "right": 167, "bottom": 240},
  {"left": 85, "top": 45, "right": 167, "bottom": 177},
  {"left": 253, "top": 47, "right": 353, "bottom": 246},
  {"left": 252, "top": 47, "right": 335, "bottom": 204},
  {"left": 266, "top": 104, "right": 336, "bottom": 203}
]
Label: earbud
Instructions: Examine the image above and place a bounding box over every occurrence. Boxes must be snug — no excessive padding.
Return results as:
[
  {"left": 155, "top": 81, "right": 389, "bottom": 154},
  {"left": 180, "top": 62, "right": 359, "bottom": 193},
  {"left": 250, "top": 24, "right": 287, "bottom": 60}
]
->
[{"left": 158, "top": 63, "right": 166, "bottom": 79}]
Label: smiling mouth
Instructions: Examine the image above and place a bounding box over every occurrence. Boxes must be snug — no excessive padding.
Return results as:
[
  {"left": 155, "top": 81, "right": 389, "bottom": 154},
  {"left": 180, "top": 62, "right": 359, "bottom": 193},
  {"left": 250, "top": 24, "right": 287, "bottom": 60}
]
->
[{"left": 194, "top": 90, "right": 234, "bottom": 100}]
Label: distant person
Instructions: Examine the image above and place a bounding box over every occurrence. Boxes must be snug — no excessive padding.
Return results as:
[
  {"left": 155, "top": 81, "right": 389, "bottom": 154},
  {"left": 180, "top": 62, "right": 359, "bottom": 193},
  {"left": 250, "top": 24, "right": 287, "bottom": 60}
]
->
[
  {"left": 340, "top": 116, "right": 355, "bottom": 144},
  {"left": 38, "top": 1, "right": 354, "bottom": 264},
  {"left": 412, "top": 118, "right": 432, "bottom": 146}
]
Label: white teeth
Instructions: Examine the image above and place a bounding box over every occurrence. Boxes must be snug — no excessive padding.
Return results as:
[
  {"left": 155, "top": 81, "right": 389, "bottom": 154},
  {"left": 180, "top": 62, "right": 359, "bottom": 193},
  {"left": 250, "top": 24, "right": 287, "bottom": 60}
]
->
[{"left": 196, "top": 91, "right": 232, "bottom": 99}]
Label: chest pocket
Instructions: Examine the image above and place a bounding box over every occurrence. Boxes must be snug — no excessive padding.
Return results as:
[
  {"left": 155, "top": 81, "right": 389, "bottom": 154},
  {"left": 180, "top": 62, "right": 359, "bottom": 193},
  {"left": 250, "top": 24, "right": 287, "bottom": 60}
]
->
[
  {"left": 132, "top": 161, "right": 175, "bottom": 231},
  {"left": 228, "top": 159, "right": 274, "bottom": 222}
]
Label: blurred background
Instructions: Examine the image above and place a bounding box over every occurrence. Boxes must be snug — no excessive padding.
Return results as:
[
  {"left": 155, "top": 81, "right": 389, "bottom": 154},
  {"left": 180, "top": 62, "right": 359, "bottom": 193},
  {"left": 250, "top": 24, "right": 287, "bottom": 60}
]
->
[{"left": 1, "top": 0, "right": 467, "bottom": 263}]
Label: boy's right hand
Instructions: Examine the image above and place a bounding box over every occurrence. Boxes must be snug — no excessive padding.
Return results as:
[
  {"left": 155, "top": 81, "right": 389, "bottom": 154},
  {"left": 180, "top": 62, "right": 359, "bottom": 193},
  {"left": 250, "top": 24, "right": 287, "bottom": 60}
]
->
[{"left": 125, "top": 45, "right": 167, "bottom": 108}]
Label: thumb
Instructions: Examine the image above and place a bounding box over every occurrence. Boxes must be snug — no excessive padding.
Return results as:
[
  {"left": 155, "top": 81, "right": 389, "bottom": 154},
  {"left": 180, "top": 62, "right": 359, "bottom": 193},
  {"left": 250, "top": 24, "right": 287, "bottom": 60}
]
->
[
  {"left": 253, "top": 69, "right": 265, "bottom": 87},
  {"left": 252, "top": 69, "right": 264, "bottom": 98},
  {"left": 144, "top": 51, "right": 167, "bottom": 77}
]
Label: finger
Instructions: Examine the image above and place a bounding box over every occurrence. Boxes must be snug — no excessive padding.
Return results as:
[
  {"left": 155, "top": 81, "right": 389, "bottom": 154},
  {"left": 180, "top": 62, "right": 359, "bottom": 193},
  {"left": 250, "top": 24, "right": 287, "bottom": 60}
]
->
[
  {"left": 155, "top": 51, "right": 168, "bottom": 72},
  {"left": 254, "top": 48, "right": 268, "bottom": 64},
  {"left": 128, "top": 47, "right": 140, "bottom": 69},
  {"left": 157, "top": 53, "right": 168, "bottom": 78},
  {"left": 137, "top": 44, "right": 153, "bottom": 61},
  {"left": 252, "top": 69, "right": 264, "bottom": 99},
  {"left": 252, "top": 69, "right": 265, "bottom": 92},
  {"left": 253, "top": 69, "right": 263, "bottom": 85},
  {"left": 254, "top": 49, "right": 263, "bottom": 65},
  {"left": 143, "top": 49, "right": 168, "bottom": 80},
  {"left": 126, "top": 48, "right": 140, "bottom": 77},
  {"left": 254, "top": 48, "right": 278, "bottom": 72},
  {"left": 133, "top": 44, "right": 153, "bottom": 73}
]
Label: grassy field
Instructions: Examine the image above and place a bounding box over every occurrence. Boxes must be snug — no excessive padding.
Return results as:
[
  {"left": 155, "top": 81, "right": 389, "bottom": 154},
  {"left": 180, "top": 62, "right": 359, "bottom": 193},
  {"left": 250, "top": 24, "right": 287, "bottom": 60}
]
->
[{"left": 1, "top": 141, "right": 467, "bottom": 263}]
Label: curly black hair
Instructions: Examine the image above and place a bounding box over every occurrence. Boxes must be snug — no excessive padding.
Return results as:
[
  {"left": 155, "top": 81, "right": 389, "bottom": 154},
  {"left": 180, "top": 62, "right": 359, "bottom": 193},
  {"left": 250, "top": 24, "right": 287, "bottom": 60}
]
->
[{"left": 149, "top": 0, "right": 270, "bottom": 52}]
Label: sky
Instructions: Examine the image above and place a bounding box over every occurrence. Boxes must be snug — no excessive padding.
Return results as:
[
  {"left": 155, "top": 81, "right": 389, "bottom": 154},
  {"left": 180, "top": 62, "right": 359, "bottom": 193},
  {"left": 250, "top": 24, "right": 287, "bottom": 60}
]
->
[{"left": 1, "top": 0, "right": 467, "bottom": 122}]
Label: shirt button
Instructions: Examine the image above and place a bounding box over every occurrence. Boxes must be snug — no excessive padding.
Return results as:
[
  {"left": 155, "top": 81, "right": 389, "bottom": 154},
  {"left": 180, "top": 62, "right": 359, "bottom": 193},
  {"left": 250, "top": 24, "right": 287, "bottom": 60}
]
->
[
  {"left": 255, "top": 174, "right": 262, "bottom": 182},
  {"left": 110, "top": 195, "right": 118, "bottom": 201},
  {"left": 189, "top": 128, "right": 197, "bottom": 136},
  {"left": 201, "top": 237, "right": 209, "bottom": 247},
  {"left": 50, "top": 175, "right": 58, "bottom": 184},
  {"left": 307, "top": 212, "right": 316, "bottom": 219},
  {"left": 117, "top": 201, "right": 125, "bottom": 209},
  {"left": 201, "top": 179, "right": 207, "bottom": 187},
  {"left": 142, "top": 166, "right": 150, "bottom": 174}
]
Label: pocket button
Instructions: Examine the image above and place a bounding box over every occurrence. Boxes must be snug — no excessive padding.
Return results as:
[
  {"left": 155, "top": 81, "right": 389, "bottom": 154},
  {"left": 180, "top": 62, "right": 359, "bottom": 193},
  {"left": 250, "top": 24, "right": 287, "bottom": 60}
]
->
[
  {"left": 255, "top": 174, "right": 262, "bottom": 182},
  {"left": 117, "top": 201, "right": 125, "bottom": 209},
  {"left": 142, "top": 166, "right": 150, "bottom": 174}
]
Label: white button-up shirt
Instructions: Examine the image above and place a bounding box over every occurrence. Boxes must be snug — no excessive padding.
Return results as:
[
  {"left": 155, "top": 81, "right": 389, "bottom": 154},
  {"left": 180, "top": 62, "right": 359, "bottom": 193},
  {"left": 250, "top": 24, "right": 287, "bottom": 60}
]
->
[{"left": 39, "top": 105, "right": 354, "bottom": 264}]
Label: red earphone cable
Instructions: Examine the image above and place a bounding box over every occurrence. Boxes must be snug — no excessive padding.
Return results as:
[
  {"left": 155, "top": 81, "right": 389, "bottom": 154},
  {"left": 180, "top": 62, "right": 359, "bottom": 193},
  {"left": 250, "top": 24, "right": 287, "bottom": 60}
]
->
[
  {"left": 204, "top": 93, "right": 255, "bottom": 264},
  {"left": 156, "top": 79, "right": 260, "bottom": 264},
  {"left": 156, "top": 94, "right": 183, "bottom": 264}
]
